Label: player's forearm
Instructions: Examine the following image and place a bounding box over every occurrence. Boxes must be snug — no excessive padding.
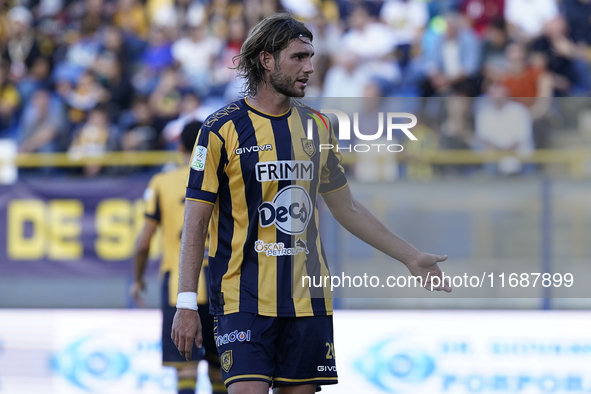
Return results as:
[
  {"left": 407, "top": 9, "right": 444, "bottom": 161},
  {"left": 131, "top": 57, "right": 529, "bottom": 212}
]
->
[
  {"left": 178, "top": 201, "right": 212, "bottom": 293},
  {"left": 133, "top": 247, "right": 150, "bottom": 283},
  {"left": 133, "top": 220, "right": 158, "bottom": 283}
]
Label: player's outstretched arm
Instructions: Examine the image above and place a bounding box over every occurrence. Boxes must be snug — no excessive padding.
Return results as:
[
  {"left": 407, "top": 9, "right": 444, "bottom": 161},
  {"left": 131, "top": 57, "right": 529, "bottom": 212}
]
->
[
  {"left": 171, "top": 199, "right": 214, "bottom": 360},
  {"left": 321, "top": 184, "right": 451, "bottom": 292},
  {"left": 130, "top": 218, "right": 159, "bottom": 307}
]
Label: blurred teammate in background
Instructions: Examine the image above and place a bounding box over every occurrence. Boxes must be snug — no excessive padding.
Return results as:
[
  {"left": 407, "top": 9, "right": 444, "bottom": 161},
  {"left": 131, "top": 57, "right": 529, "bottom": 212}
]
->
[
  {"left": 172, "top": 12, "right": 451, "bottom": 394},
  {"left": 131, "top": 120, "right": 226, "bottom": 394}
]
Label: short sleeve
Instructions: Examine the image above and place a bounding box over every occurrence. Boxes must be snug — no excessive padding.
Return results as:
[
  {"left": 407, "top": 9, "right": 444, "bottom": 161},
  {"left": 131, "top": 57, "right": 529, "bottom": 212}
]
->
[
  {"left": 144, "top": 175, "right": 161, "bottom": 222},
  {"left": 186, "top": 125, "right": 226, "bottom": 205},
  {"left": 319, "top": 123, "right": 348, "bottom": 195}
]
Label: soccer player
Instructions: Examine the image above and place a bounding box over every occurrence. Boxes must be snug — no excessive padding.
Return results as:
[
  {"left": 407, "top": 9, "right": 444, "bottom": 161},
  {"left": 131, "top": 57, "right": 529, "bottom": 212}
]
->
[
  {"left": 172, "top": 12, "right": 451, "bottom": 394},
  {"left": 131, "top": 120, "right": 227, "bottom": 394}
]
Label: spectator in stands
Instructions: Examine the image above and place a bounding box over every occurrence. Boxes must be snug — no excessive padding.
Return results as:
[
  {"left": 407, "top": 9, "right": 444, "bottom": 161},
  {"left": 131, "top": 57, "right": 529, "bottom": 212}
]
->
[
  {"left": 18, "top": 89, "right": 68, "bottom": 153},
  {"left": 65, "top": 70, "right": 109, "bottom": 124},
  {"left": 61, "top": 23, "right": 101, "bottom": 77},
  {"left": 531, "top": 16, "right": 591, "bottom": 96},
  {"left": 437, "top": 88, "right": 474, "bottom": 152},
  {"left": 67, "top": 0, "right": 112, "bottom": 34},
  {"left": 322, "top": 51, "right": 371, "bottom": 97},
  {"left": 68, "top": 106, "right": 119, "bottom": 176},
  {"left": 338, "top": 0, "right": 382, "bottom": 22},
  {"left": 172, "top": 21, "right": 222, "bottom": 97},
  {"left": 3, "top": 6, "right": 44, "bottom": 80},
  {"left": 379, "top": 0, "right": 428, "bottom": 69},
  {"left": 113, "top": 0, "right": 149, "bottom": 39},
  {"left": 480, "top": 18, "right": 511, "bottom": 83},
  {"left": 211, "top": 15, "right": 247, "bottom": 98},
  {"left": 243, "top": 0, "right": 278, "bottom": 30},
  {"left": 561, "top": 0, "right": 591, "bottom": 47},
  {"left": 148, "top": 67, "right": 184, "bottom": 128},
  {"left": 143, "top": 27, "right": 174, "bottom": 74},
  {"left": 162, "top": 92, "right": 206, "bottom": 147},
  {"left": 0, "top": 64, "right": 20, "bottom": 136},
  {"left": 163, "top": 0, "right": 208, "bottom": 32},
  {"left": 475, "top": 82, "right": 534, "bottom": 174},
  {"left": 500, "top": 42, "right": 552, "bottom": 106},
  {"left": 500, "top": 42, "right": 553, "bottom": 147},
  {"left": 504, "top": 0, "right": 558, "bottom": 42},
  {"left": 422, "top": 12, "right": 482, "bottom": 97},
  {"left": 208, "top": 0, "right": 243, "bottom": 36},
  {"left": 35, "top": 0, "right": 67, "bottom": 46},
  {"left": 93, "top": 52, "right": 133, "bottom": 121},
  {"left": 4, "top": 0, "right": 591, "bottom": 180},
  {"left": 132, "top": 27, "right": 174, "bottom": 95},
  {"left": 342, "top": 4, "right": 396, "bottom": 61},
  {"left": 307, "top": 12, "right": 342, "bottom": 92},
  {"left": 120, "top": 96, "right": 162, "bottom": 151},
  {"left": 461, "top": 0, "right": 504, "bottom": 37},
  {"left": 17, "top": 57, "right": 52, "bottom": 104},
  {"left": 341, "top": 4, "right": 400, "bottom": 92},
  {"left": 99, "top": 24, "right": 137, "bottom": 71}
]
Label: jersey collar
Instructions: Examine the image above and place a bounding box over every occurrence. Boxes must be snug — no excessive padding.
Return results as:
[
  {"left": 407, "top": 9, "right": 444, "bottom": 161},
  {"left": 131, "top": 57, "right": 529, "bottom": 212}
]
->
[{"left": 243, "top": 98, "right": 292, "bottom": 120}]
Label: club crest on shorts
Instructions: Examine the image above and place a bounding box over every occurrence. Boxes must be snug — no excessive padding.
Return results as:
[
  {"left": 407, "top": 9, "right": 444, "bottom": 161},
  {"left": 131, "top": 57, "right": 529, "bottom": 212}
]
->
[
  {"left": 221, "top": 350, "right": 233, "bottom": 373},
  {"left": 301, "top": 138, "right": 316, "bottom": 158}
]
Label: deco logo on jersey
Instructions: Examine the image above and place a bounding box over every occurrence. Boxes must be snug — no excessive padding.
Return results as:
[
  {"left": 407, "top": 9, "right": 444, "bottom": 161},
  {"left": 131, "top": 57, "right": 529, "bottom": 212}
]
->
[
  {"left": 255, "top": 161, "right": 314, "bottom": 182},
  {"left": 258, "top": 185, "right": 313, "bottom": 235},
  {"left": 235, "top": 144, "right": 273, "bottom": 155}
]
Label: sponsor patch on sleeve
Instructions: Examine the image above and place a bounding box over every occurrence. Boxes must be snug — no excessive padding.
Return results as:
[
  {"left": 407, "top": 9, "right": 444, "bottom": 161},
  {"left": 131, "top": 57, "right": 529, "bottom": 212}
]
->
[{"left": 191, "top": 146, "right": 207, "bottom": 171}]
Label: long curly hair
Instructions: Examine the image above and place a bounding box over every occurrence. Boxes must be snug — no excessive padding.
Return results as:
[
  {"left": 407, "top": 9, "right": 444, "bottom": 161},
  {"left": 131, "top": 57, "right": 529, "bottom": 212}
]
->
[{"left": 232, "top": 12, "right": 313, "bottom": 97}]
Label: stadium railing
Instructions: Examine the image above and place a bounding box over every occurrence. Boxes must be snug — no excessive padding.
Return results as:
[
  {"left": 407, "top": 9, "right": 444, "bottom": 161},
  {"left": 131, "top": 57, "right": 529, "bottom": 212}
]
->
[{"left": 4, "top": 149, "right": 590, "bottom": 178}]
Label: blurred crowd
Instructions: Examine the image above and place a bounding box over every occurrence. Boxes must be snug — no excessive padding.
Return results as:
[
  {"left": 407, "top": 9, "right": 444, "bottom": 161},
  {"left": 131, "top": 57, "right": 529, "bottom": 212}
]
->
[{"left": 0, "top": 0, "right": 590, "bottom": 176}]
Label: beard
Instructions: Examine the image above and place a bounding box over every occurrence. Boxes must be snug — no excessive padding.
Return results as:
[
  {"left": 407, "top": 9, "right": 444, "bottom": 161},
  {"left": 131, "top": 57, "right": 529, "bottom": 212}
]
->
[{"left": 269, "top": 66, "right": 306, "bottom": 98}]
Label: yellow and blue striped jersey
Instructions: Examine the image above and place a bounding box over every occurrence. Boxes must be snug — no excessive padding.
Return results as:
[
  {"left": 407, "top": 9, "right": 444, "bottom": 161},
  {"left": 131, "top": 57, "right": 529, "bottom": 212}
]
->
[
  {"left": 144, "top": 166, "right": 209, "bottom": 306},
  {"left": 186, "top": 98, "right": 347, "bottom": 317}
]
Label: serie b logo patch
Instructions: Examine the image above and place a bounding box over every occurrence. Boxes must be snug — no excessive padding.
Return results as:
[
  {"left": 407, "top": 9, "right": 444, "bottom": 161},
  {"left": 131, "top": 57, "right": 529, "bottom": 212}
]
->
[
  {"left": 191, "top": 146, "right": 207, "bottom": 171},
  {"left": 301, "top": 138, "right": 316, "bottom": 158},
  {"left": 221, "top": 350, "right": 233, "bottom": 373}
]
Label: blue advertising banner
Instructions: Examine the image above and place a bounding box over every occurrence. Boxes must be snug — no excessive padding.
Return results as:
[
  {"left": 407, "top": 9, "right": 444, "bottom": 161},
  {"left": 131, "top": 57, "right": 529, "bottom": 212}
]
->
[
  {"left": 0, "top": 177, "right": 161, "bottom": 276},
  {"left": 2, "top": 310, "right": 591, "bottom": 394}
]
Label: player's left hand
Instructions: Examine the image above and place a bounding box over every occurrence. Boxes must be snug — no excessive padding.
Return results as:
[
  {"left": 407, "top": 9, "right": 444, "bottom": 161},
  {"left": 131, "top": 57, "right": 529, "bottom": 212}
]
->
[
  {"left": 129, "top": 280, "right": 146, "bottom": 307},
  {"left": 405, "top": 253, "right": 452, "bottom": 292},
  {"left": 171, "top": 308, "right": 202, "bottom": 361}
]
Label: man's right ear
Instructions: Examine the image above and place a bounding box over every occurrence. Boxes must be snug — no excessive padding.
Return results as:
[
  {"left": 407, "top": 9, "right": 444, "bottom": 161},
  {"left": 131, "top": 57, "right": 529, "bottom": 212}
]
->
[{"left": 259, "top": 51, "right": 273, "bottom": 71}]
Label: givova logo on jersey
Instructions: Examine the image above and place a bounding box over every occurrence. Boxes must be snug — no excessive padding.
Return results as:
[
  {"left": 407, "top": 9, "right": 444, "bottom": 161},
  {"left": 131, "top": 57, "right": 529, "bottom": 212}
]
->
[{"left": 258, "top": 185, "right": 312, "bottom": 235}]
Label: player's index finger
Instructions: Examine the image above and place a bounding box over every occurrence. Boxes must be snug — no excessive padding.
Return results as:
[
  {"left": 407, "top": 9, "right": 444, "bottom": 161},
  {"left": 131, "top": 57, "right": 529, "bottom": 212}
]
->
[
  {"left": 194, "top": 323, "right": 203, "bottom": 348},
  {"left": 183, "top": 332, "right": 193, "bottom": 360}
]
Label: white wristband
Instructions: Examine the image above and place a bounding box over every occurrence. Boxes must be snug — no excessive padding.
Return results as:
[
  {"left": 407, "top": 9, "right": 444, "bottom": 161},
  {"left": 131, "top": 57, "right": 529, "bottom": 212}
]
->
[{"left": 176, "top": 292, "right": 198, "bottom": 311}]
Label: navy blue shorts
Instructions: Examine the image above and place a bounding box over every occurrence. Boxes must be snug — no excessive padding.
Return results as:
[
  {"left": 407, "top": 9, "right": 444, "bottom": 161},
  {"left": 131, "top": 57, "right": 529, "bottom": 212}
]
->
[
  {"left": 214, "top": 312, "right": 338, "bottom": 388},
  {"left": 161, "top": 272, "right": 217, "bottom": 367}
]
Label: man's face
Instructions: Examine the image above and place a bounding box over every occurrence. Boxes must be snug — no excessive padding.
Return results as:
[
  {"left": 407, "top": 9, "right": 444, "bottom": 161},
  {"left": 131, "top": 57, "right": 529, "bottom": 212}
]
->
[{"left": 268, "top": 37, "right": 314, "bottom": 98}]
